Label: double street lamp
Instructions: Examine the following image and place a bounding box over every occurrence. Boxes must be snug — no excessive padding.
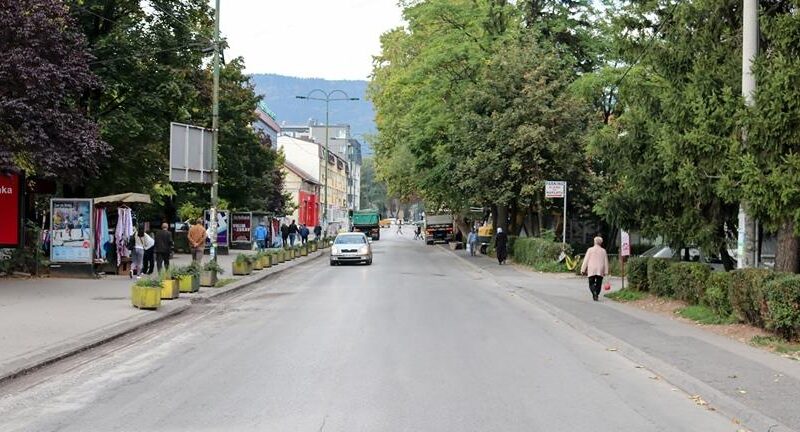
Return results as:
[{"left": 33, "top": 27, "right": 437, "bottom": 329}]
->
[{"left": 296, "top": 90, "right": 359, "bottom": 229}]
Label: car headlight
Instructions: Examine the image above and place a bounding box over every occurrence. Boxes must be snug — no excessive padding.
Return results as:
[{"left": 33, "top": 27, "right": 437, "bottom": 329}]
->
[
  {"left": 359, "top": 246, "right": 369, "bottom": 255},
  {"left": 331, "top": 246, "right": 339, "bottom": 254}
]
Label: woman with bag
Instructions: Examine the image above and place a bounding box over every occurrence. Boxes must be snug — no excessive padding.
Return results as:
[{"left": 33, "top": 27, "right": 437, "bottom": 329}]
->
[
  {"left": 580, "top": 236, "right": 610, "bottom": 301},
  {"left": 130, "top": 227, "right": 153, "bottom": 279}
]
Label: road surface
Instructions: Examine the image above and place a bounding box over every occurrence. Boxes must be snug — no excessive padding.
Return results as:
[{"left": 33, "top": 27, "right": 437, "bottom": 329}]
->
[{"left": 0, "top": 230, "right": 740, "bottom": 431}]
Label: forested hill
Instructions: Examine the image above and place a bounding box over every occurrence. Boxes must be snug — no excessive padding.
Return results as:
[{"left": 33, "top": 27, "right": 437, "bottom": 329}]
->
[{"left": 250, "top": 73, "right": 374, "bottom": 154}]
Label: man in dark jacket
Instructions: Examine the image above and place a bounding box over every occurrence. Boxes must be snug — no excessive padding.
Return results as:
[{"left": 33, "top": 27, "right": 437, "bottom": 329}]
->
[
  {"left": 314, "top": 225, "right": 322, "bottom": 240},
  {"left": 154, "top": 222, "right": 174, "bottom": 272},
  {"left": 280, "top": 223, "right": 289, "bottom": 246},
  {"left": 288, "top": 220, "right": 299, "bottom": 246}
]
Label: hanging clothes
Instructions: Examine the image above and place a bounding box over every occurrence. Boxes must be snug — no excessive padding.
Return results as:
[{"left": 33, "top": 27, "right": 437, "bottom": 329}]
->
[
  {"left": 115, "top": 207, "right": 134, "bottom": 266},
  {"left": 94, "top": 208, "right": 110, "bottom": 260}
]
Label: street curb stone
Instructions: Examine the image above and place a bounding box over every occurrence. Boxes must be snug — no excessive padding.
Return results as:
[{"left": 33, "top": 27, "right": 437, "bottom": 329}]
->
[
  {"left": 443, "top": 247, "right": 794, "bottom": 432},
  {"left": 0, "top": 250, "right": 324, "bottom": 386}
]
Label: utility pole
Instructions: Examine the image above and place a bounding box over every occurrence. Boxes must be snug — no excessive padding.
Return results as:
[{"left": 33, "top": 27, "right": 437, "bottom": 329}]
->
[
  {"left": 208, "top": 0, "right": 221, "bottom": 262},
  {"left": 296, "top": 90, "right": 359, "bottom": 231},
  {"left": 738, "top": 0, "right": 758, "bottom": 268}
]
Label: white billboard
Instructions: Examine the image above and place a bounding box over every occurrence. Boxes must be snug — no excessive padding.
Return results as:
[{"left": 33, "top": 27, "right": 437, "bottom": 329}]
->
[{"left": 169, "top": 122, "right": 213, "bottom": 183}]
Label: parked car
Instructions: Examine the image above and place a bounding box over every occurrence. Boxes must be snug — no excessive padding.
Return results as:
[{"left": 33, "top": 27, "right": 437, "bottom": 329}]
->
[
  {"left": 641, "top": 245, "right": 729, "bottom": 271},
  {"left": 330, "top": 232, "right": 373, "bottom": 266}
]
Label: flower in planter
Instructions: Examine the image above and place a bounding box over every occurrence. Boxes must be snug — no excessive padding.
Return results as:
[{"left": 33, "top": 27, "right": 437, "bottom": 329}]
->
[{"left": 134, "top": 277, "right": 162, "bottom": 288}]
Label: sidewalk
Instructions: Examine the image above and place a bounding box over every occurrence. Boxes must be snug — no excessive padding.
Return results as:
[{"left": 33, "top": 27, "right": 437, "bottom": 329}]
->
[
  {"left": 0, "top": 249, "right": 323, "bottom": 383},
  {"left": 448, "top": 248, "right": 800, "bottom": 432}
]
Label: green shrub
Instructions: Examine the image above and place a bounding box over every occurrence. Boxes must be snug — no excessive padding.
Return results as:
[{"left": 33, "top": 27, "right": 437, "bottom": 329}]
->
[
  {"left": 762, "top": 275, "right": 800, "bottom": 340},
  {"left": 512, "top": 237, "right": 567, "bottom": 266},
  {"left": 704, "top": 272, "right": 733, "bottom": 318},
  {"left": 668, "top": 262, "right": 711, "bottom": 305},
  {"left": 647, "top": 258, "right": 673, "bottom": 297},
  {"left": 627, "top": 257, "right": 650, "bottom": 291},
  {"left": 729, "top": 269, "right": 782, "bottom": 327}
]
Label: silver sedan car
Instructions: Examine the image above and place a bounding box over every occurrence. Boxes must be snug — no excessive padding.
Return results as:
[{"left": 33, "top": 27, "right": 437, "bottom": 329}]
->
[{"left": 330, "top": 232, "right": 373, "bottom": 266}]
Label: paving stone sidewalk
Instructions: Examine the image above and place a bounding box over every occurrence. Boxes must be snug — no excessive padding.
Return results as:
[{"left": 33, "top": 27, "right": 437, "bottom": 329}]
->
[
  {"left": 450, "top": 248, "right": 800, "bottom": 432},
  {"left": 0, "top": 250, "right": 323, "bottom": 383}
]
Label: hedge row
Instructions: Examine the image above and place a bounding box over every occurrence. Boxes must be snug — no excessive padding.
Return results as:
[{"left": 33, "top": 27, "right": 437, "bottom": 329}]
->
[
  {"left": 512, "top": 237, "right": 565, "bottom": 267},
  {"left": 626, "top": 257, "right": 800, "bottom": 340}
]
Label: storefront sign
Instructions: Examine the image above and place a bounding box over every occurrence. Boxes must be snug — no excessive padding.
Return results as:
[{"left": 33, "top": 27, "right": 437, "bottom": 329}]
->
[
  {"left": 0, "top": 173, "right": 23, "bottom": 247},
  {"left": 50, "top": 198, "right": 93, "bottom": 263},
  {"left": 204, "top": 210, "right": 229, "bottom": 247},
  {"left": 231, "top": 212, "right": 252, "bottom": 244}
]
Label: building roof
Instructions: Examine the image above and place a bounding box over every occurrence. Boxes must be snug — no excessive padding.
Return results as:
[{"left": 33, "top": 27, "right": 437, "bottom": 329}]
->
[
  {"left": 284, "top": 160, "right": 321, "bottom": 185},
  {"left": 255, "top": 108, "right": 281, "bottom": 133}
]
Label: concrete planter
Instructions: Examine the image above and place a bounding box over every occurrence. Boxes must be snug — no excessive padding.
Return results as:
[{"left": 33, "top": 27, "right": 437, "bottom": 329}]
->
[
  {"left": 311, "top": 242, "right": 318, "bottom": 252},
  {"left": 301, "top": 246, "right": 308, "bottom": 256},
  {"left": 252, "top": 258, "right": 264, "bottom": 270},
  {"left": 200, "top": 270, "right": 218, "bottom": 287},
  {"left": 278, "top": 251, "right": 285, "bottom": 263},
  {"left": 160, "top": 279, "right": 180, "bottom": 299},
  {"left": 131, "top": 285, "right": 161, "bottom": 309},
  {"left": 178, "top": 275, "right": 200, "bottom": 293},
  {"left": 232, "top": 261, "right": 251, "bottom": 276},
  {"left": 261, "top": 255, "right": 271, "bottom": 268}
]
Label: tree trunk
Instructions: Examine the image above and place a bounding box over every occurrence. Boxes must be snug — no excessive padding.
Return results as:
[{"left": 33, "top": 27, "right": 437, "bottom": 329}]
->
[{"left": 775, "top": 218, "right": 800, "bottom": 273}]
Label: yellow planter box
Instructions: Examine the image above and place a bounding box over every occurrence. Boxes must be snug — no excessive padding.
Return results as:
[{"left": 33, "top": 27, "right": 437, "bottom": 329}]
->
[
  {"left": 301, "top": 247, "right": 308, "bottom": 256},
  {"left": 161, "top": 279, "right": 180, "bottom": 299},
  {"left": 278, "top": 252, "right": 285, "bottom": 263},
  {"left": 261, "top": 256, "right": 270, "bottom": 268},
  {"left": 200, "top": 270, "right": 218, "bottom": 287},
  {"left": 232, "top": 261, "right": 251, "bottom": 275},
  {"left": 131, "top": 285, "right": 161, "bottom": 309},
  {"left": 252, "top": 258, "right": 264, "bottom": 270},
  {"left": 178, "top": 275, "right": 199, "bottom": 293}
]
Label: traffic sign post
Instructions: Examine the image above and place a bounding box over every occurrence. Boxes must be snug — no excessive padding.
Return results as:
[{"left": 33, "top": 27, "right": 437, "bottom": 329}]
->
[
  {"left": 620, "top": 230, "right": 630, "bottom": 290},
  {"left": 545, "top": 181, "right": 567, "bottom": 244}
]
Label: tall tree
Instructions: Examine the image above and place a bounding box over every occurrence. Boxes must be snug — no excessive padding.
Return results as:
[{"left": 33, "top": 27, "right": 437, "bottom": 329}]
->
[
  {"left": 737, "top": 0, "right": 800, "bottom": 272},
  {"left": 0, "top": 0, "right": 107, "bottom": 182}
]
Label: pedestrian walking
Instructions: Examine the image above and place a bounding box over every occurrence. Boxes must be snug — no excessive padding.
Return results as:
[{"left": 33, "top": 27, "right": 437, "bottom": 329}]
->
[
  {"left": 280, "top": 223, "right": 289, "bottom": 246},
  {"left": 467, "top": 228, "right": 478, "bottom": 257},
  {"left": 142, "top": 226, "right": 156, "bottom": 275},
  {"left": 131, "top": 227, "right": 153, "bottom": 278},
  {"left": 254, "top": 221, "right": 268, "bottom": 252},
  {"left": 314, "top": 224, "right": 322, "bottom": 240},
  {"left": 495, "top": 228, "right": 508, "bottom": 265},
  {"left": 288, "top": 220, "right": 298, "bottom": 246},
  {"left": 187, "top": 218, "right": 206, "bottom": 264},
  {"left": 581, "top": 236, "right": 610, "bottom": 301},
  {"left": 300, "top": 224, "right": 309, "bottom": 245},
  {"left": 154, "top": 223, "right": 173, "bottom": 272}
]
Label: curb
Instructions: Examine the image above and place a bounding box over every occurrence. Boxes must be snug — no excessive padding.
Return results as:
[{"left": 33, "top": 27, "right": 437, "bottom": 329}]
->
[
  {"left": 445, "top": 247, "right": 794, "bottom": 432},
  {"left": 0, "top": 250, "right": 325, "bottom": 386}
]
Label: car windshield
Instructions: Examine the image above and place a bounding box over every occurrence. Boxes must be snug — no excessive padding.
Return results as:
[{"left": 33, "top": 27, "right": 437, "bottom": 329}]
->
[{"left": 335, "top": 235, "right": 366, "bottom": 245}]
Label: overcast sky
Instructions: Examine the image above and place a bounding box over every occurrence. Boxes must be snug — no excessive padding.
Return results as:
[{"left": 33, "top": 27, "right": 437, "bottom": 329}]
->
[{"left": 219, "top": 0, "right": 406, "bottom": 80}]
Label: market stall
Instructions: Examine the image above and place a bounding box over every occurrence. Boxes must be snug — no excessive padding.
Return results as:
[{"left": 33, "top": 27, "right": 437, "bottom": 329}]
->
[{"left": 92, "top": 193, "right": 152, "bottom": 275}]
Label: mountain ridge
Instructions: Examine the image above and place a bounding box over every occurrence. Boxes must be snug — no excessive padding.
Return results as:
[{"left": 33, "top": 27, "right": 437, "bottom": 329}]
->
[{"left": 250, "top": 73, "right": 375, "bottom": 154}]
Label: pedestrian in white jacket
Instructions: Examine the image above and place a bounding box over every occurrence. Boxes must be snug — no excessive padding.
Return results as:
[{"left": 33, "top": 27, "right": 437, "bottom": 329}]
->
[{"left": 581, "top": 236, "right": 609, "bottom": 301}]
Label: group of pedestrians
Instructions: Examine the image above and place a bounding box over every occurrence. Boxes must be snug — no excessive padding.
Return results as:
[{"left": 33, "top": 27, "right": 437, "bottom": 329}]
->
[
  {"left": 130, "top": 222, "right": 175, "bottom": 278},
  {"left": 485, "top": 226, "right": 610, "bottom": 302},
  {"left": 279, "top": 220, "right": 313, "bottom": 247}
]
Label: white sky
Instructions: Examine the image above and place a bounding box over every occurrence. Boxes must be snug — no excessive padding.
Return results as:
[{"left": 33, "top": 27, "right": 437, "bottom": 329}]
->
[{"left": 218, "top": 0, "right": 406, "bottom": 80}]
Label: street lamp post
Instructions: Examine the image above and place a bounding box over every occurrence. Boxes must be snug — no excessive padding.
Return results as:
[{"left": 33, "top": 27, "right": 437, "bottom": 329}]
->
[{"left": 295, "top": 90, "right": 359, "bottom": 230}]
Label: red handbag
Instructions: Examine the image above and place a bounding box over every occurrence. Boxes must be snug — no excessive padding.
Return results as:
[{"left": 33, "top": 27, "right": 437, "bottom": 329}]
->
[{"left": 603, "top": 282, "right": 612, "bottom": 291}]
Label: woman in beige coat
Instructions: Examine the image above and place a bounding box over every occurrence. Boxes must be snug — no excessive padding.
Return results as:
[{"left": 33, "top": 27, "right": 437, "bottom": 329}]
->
[{"left": 581, "top": 236, "right": 609, "bottom": 301}]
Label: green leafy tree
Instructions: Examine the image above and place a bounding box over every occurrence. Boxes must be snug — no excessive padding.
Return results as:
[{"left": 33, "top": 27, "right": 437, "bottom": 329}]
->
[{"left": 737, "top": 1, "right": 800, "bottom": 272}]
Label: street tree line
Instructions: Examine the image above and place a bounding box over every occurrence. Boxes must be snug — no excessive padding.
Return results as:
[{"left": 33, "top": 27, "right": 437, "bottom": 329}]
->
[
  {"left": 368, "top": 0, "right": 800, "bottom": 272},
  {"left": 1, "top": 0, "right": 290, "bottom": 224}
]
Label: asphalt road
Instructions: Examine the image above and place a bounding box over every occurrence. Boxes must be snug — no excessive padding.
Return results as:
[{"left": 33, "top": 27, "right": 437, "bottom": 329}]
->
[{"left": 0, "top": 230, "right": 740, "bottom": 431}]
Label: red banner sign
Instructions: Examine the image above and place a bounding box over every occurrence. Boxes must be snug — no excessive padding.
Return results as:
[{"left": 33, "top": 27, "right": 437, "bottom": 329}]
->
[
  {"left": 231, "top": 212, "right": 252, "bottom": 243},
  {"left": 0, "top": 174, "right": 22, "bottom": 247}
]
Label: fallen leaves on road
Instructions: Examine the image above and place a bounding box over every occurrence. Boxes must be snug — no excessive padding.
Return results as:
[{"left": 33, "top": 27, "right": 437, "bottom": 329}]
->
[
  {"left": 606, "top": 347, "right": 618, "bottom": 352},
  {"left": 690, "top": 394, "right": 708, "bottom": 406}
]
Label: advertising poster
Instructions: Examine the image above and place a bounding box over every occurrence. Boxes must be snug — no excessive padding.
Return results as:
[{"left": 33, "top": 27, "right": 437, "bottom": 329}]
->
[
  {"left": 204, "top": 210, "right": 229, "bottom": 247},
  {"left": 0, "top": 173, "right": 23, "bottom": 248},
  {"left": 620, "top": 230, "right": 631, "bottom": 257},
  {"left": 50, "top": 198, "right": 93, "bottom": 263},
  {"left": 231, "top": 212, "right": 252, "bottom": 244}
]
